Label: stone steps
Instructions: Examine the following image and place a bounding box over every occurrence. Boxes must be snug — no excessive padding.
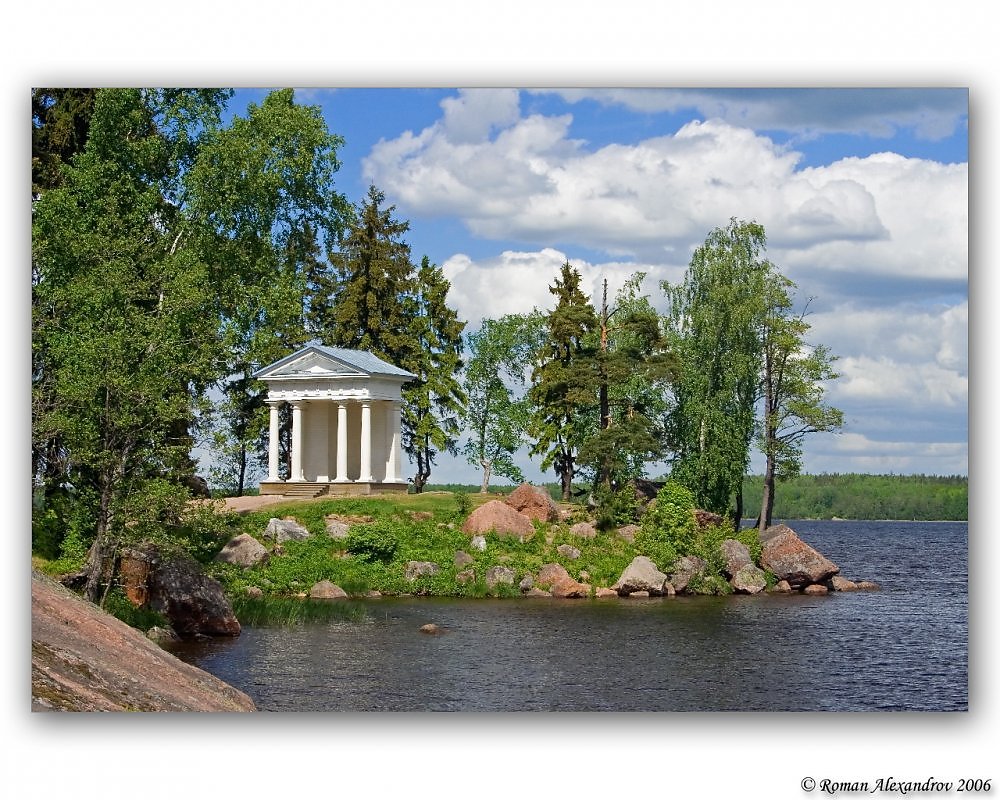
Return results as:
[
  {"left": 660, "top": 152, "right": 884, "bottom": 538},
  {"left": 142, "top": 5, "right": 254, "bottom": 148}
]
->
[{"left": 281, "top": 483, "right": 329, "bottom": 499}]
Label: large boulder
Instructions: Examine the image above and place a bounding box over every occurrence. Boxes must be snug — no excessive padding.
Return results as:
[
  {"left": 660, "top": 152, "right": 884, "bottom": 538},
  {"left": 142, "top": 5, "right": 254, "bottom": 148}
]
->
[
  {"left": 669, "top": 555, "right": 708, "bottom": 594},
  {"left": 485, "top": 565, "right": 516, "bottom": 589},
  {"left": 720, "top": 539, "right": 753, "bottom": 579},
  {"left": 405, "top": 561, "right": 441, "bottom": 581},
  {"left": 309, "top": 580, "right": 348, "bottom": 599},
  {"left": 462, "top": 500, "right": 535, "bottom": 541},
  {"left": 122, "top": 544, "right": 240, "bottom": 638},
  {"left": 569, "top": 521, "right": 598, "bottom": 539},
  {"left": 535, "top": 562, "right": 572, "bottom": 589},
  {"left": 760, "top": 524, "right": 839, "bottom": 588},
  {"left": 611, "top": 556, "right": 670, "bottom": 596},
  {"left": 504, "top": 483, "right": 560, "bottom": 523},
  {"left": 550, "top": 576, "right": 590, "bottom": 598},
  {"left": 263, "top": 517, "right": 311, "bottom": 543},
  {"left": 214, "top": 533, "right": 269, "bottom": 568},
  {"left": 730, "top": 564, "right": 767, "bottom": 595}
]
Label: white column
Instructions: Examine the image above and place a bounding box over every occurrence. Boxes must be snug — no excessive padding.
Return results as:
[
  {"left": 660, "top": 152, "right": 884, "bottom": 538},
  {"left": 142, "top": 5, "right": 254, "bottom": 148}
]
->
[
  {"left": 290, "top": 401, "right": 304, "bottom": 482},
  {"left": 334, "top": 402, "right": 349, "bottom": 482},
  {"left": 267, "top": 400, "right": 282, "bottom": 482},
  {"left": 385, "top": 401, "right": 402, "bottom": 483},
  {"left": 360, "top": 401, "right": 373, "bottom": 483}
]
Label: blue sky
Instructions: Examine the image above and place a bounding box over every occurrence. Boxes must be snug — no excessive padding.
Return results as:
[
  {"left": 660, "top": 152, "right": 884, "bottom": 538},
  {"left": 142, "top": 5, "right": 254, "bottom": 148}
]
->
[{"left": 228, "top": 87, "right": 968, "bottom": 483}]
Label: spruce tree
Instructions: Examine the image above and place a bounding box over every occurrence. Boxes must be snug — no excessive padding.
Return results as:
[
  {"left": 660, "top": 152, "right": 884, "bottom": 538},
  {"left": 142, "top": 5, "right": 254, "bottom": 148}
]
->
[
  {"left": 528, "top": 261, "right": 598, "bottom": 502},
  {"left": 322, "top": 184, "right": 417, "bottom": 364},
  {"left": 319, "top": 188, "right": 467, "bottom": 492},
  {"left": 402, "top": 257, "right": 467, "bottom": 493}
]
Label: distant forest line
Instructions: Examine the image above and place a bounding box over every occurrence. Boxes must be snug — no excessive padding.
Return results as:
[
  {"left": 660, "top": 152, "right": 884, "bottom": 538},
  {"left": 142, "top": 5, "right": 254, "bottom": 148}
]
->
[{"left": 424, "top": 473, "right": 969, "bottom": 522}]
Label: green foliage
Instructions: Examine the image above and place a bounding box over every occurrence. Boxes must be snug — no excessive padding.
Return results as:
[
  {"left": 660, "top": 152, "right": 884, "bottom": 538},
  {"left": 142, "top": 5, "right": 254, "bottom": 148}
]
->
[
  {"left": 732, "top": 522, "right": 762, "bottom": 564},
  {"left": 102, "top": 587, "right": 170, "bottom": 631},
  {"left": 633, "top": 482, "right": 696, "bottom": 571},
  {"left": 685, "top": 572, "right": 733, "bottom": 596},
  {"left": 32, "top": 87, "right": 350, "bottom": 601},
  {"left": 344, "top": 521, "right": 400, "bottom": 564},
  {"left": 662, "top": 219, "right": 770, "bottom": 514},
  {"left": 462, "top": 312, "right": 546, "bottom": 492},
  {"left": 453, "top": 490, "right": 472, "bottom": 518},
  {"left": 580, "top": 274, "right": 675, "bottom": 490},
  {"left": 592, "top": 484, "right": 641, "bottom": 530},
  {"left": 528, "top": 262, "right": 599, "bottom": 501},
  {"left": 401, "top": 256, "right": 468, "bottom": 492}
]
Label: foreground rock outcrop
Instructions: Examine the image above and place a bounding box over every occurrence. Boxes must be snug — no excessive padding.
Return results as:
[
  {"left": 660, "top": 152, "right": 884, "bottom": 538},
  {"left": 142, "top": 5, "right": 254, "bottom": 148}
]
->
[{"left": 31, "top": 570, "right": 255, "bottom": 712}]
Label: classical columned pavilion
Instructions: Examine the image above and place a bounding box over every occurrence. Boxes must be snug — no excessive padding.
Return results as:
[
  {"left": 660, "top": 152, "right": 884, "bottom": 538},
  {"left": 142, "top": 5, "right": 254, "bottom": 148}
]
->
[{"left": 253, "top": 345, "right": 416, "bottom": 496}]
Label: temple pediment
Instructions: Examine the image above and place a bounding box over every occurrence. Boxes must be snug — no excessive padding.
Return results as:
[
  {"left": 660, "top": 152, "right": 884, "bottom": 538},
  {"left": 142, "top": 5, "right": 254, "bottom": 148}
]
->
[{"left": 253, "top": 345, "right": 416, "bottom": 382}]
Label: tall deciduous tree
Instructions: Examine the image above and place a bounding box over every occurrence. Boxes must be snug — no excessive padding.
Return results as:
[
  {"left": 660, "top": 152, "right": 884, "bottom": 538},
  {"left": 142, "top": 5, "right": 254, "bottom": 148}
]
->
[
  {"left": 32, "top": 88, "right": 349, "bottom": 600},
  {"left": 462, "top": 312, "right": 546, "bottom": 492},
  {"left": 757, "top": 283, "right": 843, "bottom": 531},
  {"left": 662, "top": 218, "right": 843, "bottom": 528},
  {"left": 662, "top": 219, "right": 770, "bottom": 520},
  {"left": 528, "top": 261, "right": 598, "bottom": 502}
]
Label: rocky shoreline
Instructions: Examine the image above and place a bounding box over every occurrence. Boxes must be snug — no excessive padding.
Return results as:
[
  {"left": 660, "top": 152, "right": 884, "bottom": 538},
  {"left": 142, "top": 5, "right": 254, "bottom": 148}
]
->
[
  {"left": 216, "top": 483, "right": 880, "bottom": 605},
  {"left": 31, "top": 570, "right": 254, "bottom": 712}
]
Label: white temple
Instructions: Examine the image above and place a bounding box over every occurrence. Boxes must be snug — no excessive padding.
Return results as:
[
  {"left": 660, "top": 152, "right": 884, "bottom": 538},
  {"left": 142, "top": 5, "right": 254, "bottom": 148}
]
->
[{"left": 253, "top": 345, "right": 416, "bottom": 496}]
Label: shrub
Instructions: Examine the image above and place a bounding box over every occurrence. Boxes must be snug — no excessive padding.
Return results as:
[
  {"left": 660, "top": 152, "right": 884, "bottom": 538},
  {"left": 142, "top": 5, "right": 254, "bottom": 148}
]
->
[
  {"left": 344, "top": 521, "right": 400, "bottom": 563},
  {"left": 592, "top": 484, "right": 641, "bottom": 530},
  {"left": 453, "top": 490, "right": 472, "bottom": 519},
  {"left": 634, "top": 481, "right": 697, "bottom": 571}
]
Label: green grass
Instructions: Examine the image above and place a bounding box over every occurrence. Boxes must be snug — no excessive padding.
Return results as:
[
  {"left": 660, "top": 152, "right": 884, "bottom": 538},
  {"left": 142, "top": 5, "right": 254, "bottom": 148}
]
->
[{"left": 231, "top": 596, "right": 369, "bottom": 625}]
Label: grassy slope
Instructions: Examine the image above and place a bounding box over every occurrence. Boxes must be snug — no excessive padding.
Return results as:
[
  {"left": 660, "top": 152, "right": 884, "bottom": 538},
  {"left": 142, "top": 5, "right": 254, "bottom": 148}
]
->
[{"left": 206, "top": 491, "right": 639, "bottom": 601}]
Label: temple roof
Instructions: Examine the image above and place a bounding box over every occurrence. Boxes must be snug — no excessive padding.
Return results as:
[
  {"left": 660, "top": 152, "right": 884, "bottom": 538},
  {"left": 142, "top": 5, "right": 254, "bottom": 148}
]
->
[{"left": 253, "top": 344, "right": 417, "bottom": 382}]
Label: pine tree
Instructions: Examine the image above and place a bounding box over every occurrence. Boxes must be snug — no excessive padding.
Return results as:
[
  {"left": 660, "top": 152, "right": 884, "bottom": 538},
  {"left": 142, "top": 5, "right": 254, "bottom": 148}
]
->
[
  {"left": 319, "top": 188, "right": 467, "bottom": 491},
  {"left": 579, "top": 274, "right": 675, "bottom": 492}
]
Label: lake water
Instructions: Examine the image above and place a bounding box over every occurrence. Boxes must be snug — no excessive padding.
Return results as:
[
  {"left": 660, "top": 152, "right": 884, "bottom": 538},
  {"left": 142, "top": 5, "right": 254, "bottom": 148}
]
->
[{"left": 173, "top": 520, "right": 968, "bottom": 712}]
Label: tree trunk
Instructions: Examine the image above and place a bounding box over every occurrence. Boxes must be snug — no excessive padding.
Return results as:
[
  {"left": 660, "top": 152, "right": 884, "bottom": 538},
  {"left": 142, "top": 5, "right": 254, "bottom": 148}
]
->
[
  {"left": 759, "top": 450, "right": 776, "bottom": 535},
  {"left": 83, "top": 476, "right": 116, "bottom": 604},
  {"left": 237, "top": 444, "right": 247, "bottom": 496},
  {"left": 560, "top": 460, "right": 573, "bottom": 503},
  {"left": 734, "top": 484, "right": 744, "bottom": 532},
  {"left": 479, "top": 459, "right": 492, "bottom": 493}
]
